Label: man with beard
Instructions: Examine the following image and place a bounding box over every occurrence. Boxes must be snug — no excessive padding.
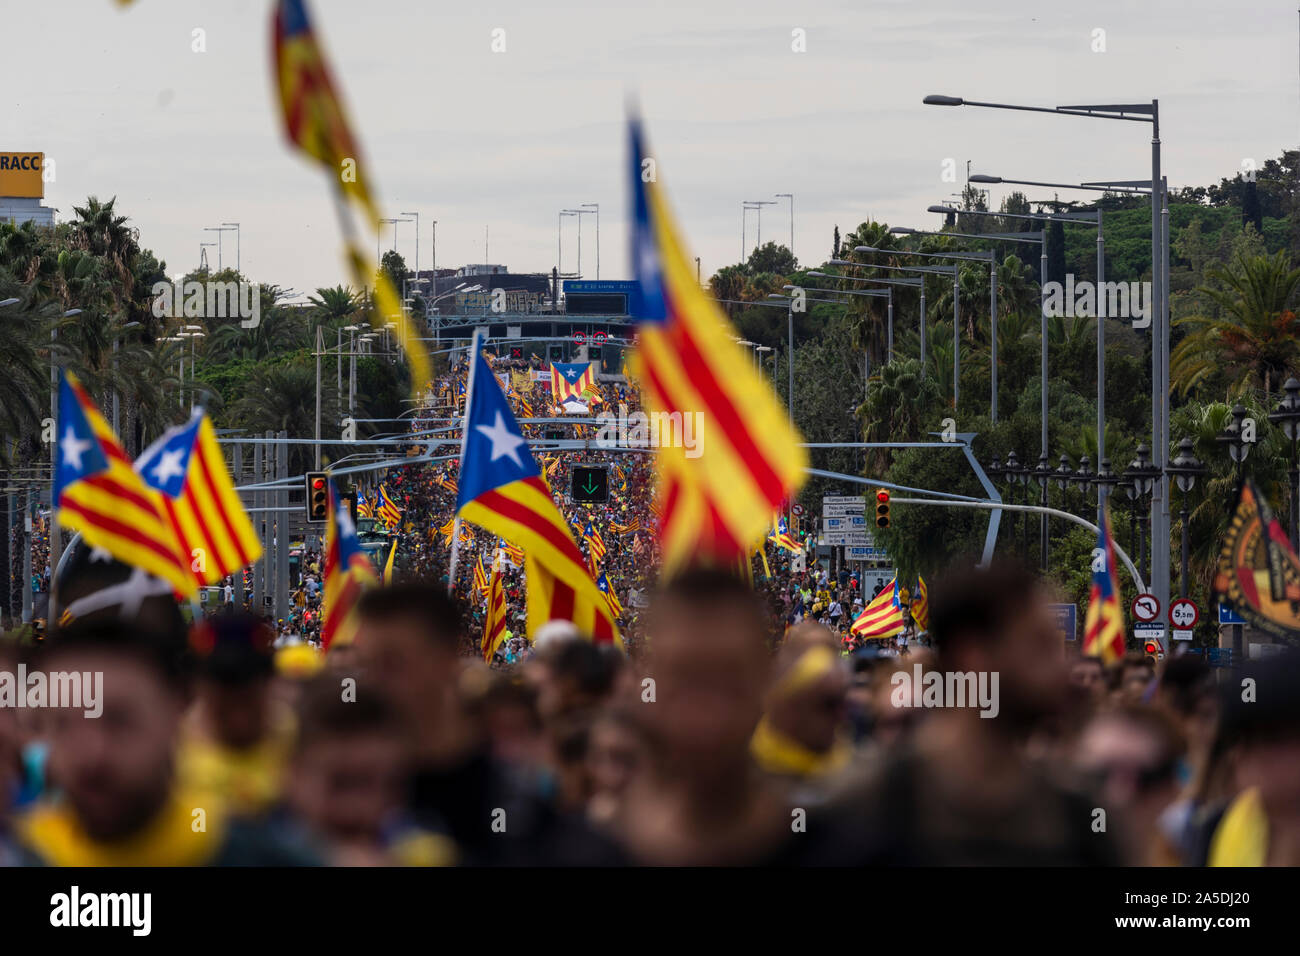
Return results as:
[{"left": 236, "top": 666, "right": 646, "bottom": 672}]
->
[{"left": 831, "top": 561, "right": 1118, "bottom": 865}]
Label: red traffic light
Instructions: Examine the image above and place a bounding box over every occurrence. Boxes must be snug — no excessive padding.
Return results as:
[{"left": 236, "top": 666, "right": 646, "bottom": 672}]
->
[
  {"left": 312, "top": 478, "right": 325, "bottom": 490},
  {"left": 876, "top": 490, "right": 890, "bottom": 503},
  {"left": 1144, "top": 642, "right": 1159, "bottom": 656}
]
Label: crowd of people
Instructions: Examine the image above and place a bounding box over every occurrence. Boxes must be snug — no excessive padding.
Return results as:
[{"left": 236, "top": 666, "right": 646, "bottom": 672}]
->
[{"left": 3, "top": 558, "right": 1297, "bottom": 867}]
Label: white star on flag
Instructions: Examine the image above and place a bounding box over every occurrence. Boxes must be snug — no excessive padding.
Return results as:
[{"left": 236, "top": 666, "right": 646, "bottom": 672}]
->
[
  {"left": 150, "top": 448, "right": 187, "bottom": 487},
  {"left": 60, "top": 427, "right": 93, "bottom": 473},
  {"left": 476, "top": 411, "right": 527, "bottom": 467}
]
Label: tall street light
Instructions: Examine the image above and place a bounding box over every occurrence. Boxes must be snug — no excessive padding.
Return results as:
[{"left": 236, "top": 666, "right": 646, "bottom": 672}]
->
[
  {"left": 1268, "top": 376, "right": 1300, "bottom": 553},
  {"left": 1165, "top": 437, "right": 1206, "bottom": 600},
  {"left": 559, "top": 210, "right": 577, "bottom": 275},
  {"left": 859, "top": 244, "right": 996, "bottom": 418},
  {"left": 581, "top": 203, "right": 600, "bottom": 279},
  {"left": 1123, "top": 445, "right": 1159, "bottom": 584},
  {"left": 204, "top": 225, "right": 235, "bottom": 271},
  {"left": 925, "top": 92, "right": 1172, "bottom": 615},
  {"left": 775, "top": 193, "right": 794, "bottom": 259},
  {"left": 401, "top": 211, "right": 420, "bottom": 284},
  {"left": 221, "top": 222, "right": 241, "bottom": 274},
  {"left": 743, "top": 200, "right": 776, "bottom": 258},
  {"left": 563, "top": 208, "right": 594, "bottom": 277},
  {"left": 808, "top": 270, "right": 919, "bottom": 366}
]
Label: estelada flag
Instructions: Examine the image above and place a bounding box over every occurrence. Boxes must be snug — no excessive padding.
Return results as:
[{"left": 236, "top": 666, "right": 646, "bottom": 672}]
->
[
  {"left": 1214, "top": 479, "right": 1300, "bottom": 642},
  {"left": 1084, "top": 504, "right": 1126, "bottom": 663},
  {"left": 457, "top": 341, "right": 619, "bottom": 646},
  {"left": 627, "top": 115, "right": 806, "bottom": 576},
  {"left": 137, "top": 409, "right": 262, "bottom": 587},
  {"left": 54, "top": 373, "right": 196, "bottom": 599},
  {"left": 272, "top": 0, "right": 380, "bottom": 227},
  {"left": 323, "top": 476, "right": 378, "bottom": 650},
  {"left": 851, "top": 579, "right": 905, "bottom": 639}
]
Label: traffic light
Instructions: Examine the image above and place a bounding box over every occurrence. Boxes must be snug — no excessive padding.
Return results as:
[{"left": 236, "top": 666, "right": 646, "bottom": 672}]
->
[
  {"left": 875, "top": 489, "right": 891, "bottom": 529},
  {"left": 305, "top": 472, "right": 329, "bottom": 523},
  {"left": 509, "top": 346, "right": 524, "bottom": 361},
  {"left": 547, "top": 344, "right": 565, "bottom": 362},
  {"left": 588, "top": 345, "right": 603, "bottom": 362}
]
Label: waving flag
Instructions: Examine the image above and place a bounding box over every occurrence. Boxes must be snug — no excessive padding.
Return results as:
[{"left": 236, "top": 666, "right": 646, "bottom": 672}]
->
[
  {"left": 910, "top": 575, "right": 930, "bottom": 632},
  {"left": 583, "top": 521, "right": 607, "bottom": 562},
  {"left": 356, "top": 492, "right": 374, "bottom": 519},
  {"left": 768, "top": 514, "right": 801, "bottom": 554},
  {"left": 378, "top": 484, "right": 402, "bottom": 528},
  {"left": 1084, "top": 504, "right": 1126, "bottom": 663},
  {"left": 137, "top": 409, "right": 262, "bottom": 587},
  {"left": 482, "top": 563, "right": 508, "bottom": 662},
  {"left": 323, "top": 476, "right": 378, "bottom": 650},
  {"left": 457, "top": 342, "right": 619, "bottom": 646},
  {"left": 438, "top": 515, "right": 456, "bottom": 546},
  {"left": 628, "top": 116, "right": 806, "bottom": 575},
  {"left": 851, "top": 578, "right": 905, "bottom": 639},
  {"left": 272, "top": 0, "right": 379, "bottom": 226},
  {"left": 54, "top": 373, "right": 195, "bottom": 598},
  {"left": 549, "top": 362, "right": 598, "bottom": 406},
  {"left": 473, "top": 554, "right": 490, "bottom": 599},
  {"left": 597, "top": 570, "right": 623, "bottom": 617}
]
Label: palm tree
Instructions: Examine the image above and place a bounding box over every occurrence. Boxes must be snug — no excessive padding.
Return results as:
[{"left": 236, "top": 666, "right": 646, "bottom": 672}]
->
[
  {"left": 1171, "top": 251, "right": 1300, "bottom": 398},
  {"left": 307, "top": 285, "right": 361, "bottom": 331},
  {"left": 231, "top": 359, "right": 338, "bottom": 474}
]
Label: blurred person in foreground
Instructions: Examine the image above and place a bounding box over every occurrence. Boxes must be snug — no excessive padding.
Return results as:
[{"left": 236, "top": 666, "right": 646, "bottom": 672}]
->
[
  {"left": 829, "top": 561, "right": 1118, "bottom": 865},
  {"left": 16, "top": 618, "right": 318, "bottom": 866},
  {"left": 354, "top": 582, "right": 620, "bottom": 865},
  {"left": 177, "top": 614, "right": 296, "bottom": 817},
  {"left": 750, "top": 622, "right": 855, "bottom": 804},
  {"left": 608, "top": 570, "right": 856, "bottom": 865},
  {"left": 1208, "top": 651, "right": 1300, "bottom": 866},
  {"left": 283, "top": 678, "right": 454, "bottom": 866},
  {"left": 1074, "top": 705, "right": 1185, "bottom": 865}
]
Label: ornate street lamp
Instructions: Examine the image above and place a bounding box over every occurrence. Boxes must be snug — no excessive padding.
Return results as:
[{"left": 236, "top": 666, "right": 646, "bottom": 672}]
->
[{"left": 1268, "top": 377, "right": 1300, "bottom": 552}]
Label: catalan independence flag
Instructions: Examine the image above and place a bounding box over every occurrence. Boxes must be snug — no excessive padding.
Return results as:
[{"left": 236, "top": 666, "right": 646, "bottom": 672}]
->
[
  {"left": 851, "top": 578, "right": 905, "bottom": 639},
  {"left": 1084, "top": 504, "right": 1126, "bottom": 663},
  {"left": 378, "top": 484, "right": 402, "bottom": 528},
  {"left": 54, "top": 373, "right": 196, "bottom": 598},
  {"left": 583, "top": 521, "right": 607, "bottom": 562},
  {"left": 272, "top": 0, "right": 379, "bottom": 226},
  {"left": 597, "top": 570, "right": 623, "bottom": 618},
  {"left": 356, "top": 491, "right": 374, "bottom": 519},
  {"left": 910, "top": 575, "right": 930, "bottom": 632},
  {"left": 549, "top": 362, "right": 598, "bottom": 406},
  {"left": 322, "top": 476, "right": 378, "bottom": 650},
  {"left": 628, "top": 116, "right": 806, "bottom": 575},
  {"left": 482, "top": 563, "right": 508, "bottom": 662},
  {"left": 457, "top": 341, "right": 619, "bottom": 646},
  {"left": 768, "top": 513, "right": 801, "bottom": 554},
  {"left": 136, "top": 409, "right": 262, "bottom": 588}
]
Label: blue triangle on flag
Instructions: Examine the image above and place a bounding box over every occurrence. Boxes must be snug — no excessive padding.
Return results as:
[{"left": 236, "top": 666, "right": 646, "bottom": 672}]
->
[{"left": 457, "top": 347, "right": 539, "bottom": 509}]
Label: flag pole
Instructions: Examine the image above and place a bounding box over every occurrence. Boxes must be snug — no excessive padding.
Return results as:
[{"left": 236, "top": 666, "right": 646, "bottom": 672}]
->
[{"left": 447, "top": 329, "right": 484, "bottom": 595}]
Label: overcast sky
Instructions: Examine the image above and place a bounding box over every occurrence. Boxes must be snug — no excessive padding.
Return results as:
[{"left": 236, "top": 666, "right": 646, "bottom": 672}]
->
[{"left": 7, "top": 0, "right": 1299, "bottom": 298}]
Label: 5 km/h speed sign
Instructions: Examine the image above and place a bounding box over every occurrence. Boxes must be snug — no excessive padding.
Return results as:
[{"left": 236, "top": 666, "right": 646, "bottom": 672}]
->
[
  {"left": 1168, "top": 599, "right": 1199, "bottom": 629},
  {"left": 1131, "top": 593, "right": 1161, "bottom": 623}
]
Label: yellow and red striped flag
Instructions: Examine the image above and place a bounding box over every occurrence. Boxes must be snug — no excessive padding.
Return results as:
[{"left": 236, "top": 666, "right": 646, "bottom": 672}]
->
[
  {"left": 1084, "top": 505, "right": 1126, "bottom": 663},
  {"left": 851, "top": 578, "right": 905, "bottom": 639},
  {"left": 549, "top": 362, "right": 598, "bottom": 406},
  {"left": 53, "top": 373, "right": 196, "bottom": 598},
  {"left": 457, "top": 342, "right": 619, "bottom": 646},
  {"left": 627, "top": 116, "right": 806, "bottom": 575},
  {"left": 910, "top": 575, "right": 930, "bottom": 632},
  {"left": 377, "top": 484, "right": 402, "bottom": 528},
  {"left": 482, "top": 562, "right": 508, "bottom": 662},
  {"left": 323, "top": 476, "right": 378, "bottom": 650},
  {"left": 136, "top": 409, "right": 262, "bottom": 588}
]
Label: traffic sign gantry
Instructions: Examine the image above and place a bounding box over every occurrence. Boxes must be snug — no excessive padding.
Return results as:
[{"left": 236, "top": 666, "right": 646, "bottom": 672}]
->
[
  {"left": 571, "top": 465, "right": 608, "bottom": 504},
  {"left": 1131, "top": 593, "right": 1161, "bottom": 623}
]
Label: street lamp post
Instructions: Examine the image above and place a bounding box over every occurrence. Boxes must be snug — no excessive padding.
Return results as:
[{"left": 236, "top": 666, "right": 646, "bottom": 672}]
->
[
  {"left": 221, "top": 222, "right": 241, "bottom": 274},
  {"left": 581, "top": 203, "right": 600, "bottom": 279},
  {"left": 204, "top": 226, "right": 235, "bottom": 271},
  {"left": 1268, "top": 377, "right": 1300, "bottom": 553},
  {"left": 1123, "top": 445, "right": 1159, "bottom": 584},
  {"left": 1216, "top": 406, "right": 1252, "bottom": 661},
  {"left": 1166, "top": 437, "right": 1206, "bottom": 600},
  {"left": 926, "top": 93, "right": 1170, "bottom": 612},
  {"left": 1034, "top": 454, "right": 1053, "bottom": 571},
  {"left": 775, "top": 193, "right": 794, "bottom": 259},
  {"left": 559, "top": 210, "right": 577, "bottom": 275}
]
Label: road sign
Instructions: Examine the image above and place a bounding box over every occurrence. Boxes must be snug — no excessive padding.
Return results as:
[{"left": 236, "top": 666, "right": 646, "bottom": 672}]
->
[
  {"left": 1048, "top": 603, "right": 1077, "bottom": 642},
  {"left": 574, "top": 331, "right": 586, "bottom": 344},
  {"left": 824, "top": 502, "right": 866, "bottom": 517},
  {"left": 1172, "top": 629, "right": 1194, "bottom": 641},
  {"left": 1135, "top": 622, "right": 1166, "bottom": 640},
  {"left": 1208, "top": 647, "right": 1233, "bottom": 668},
  {"left": 571, "top": 465, "right": 608, "bottom": 504},
  {"left": 823, "top": 515, "right": 867, "bottom": 531},
  {"left": 822, "top": 496, "right": 865, "bottom": 505},
  {"left": 791, "top": 504, "right": 805, "bottom": 516},
  {"left": 823, "top": 532, "right": 871, "bottom": 546},
  {"left": 846, "top": 546, "right": 887, "bottom": 561},
  {"left": 1168, "top": 599, "right": 1199, "bottom": 629},
  {"left": 593, "top": 330, "right": 607, "bottom": 343},
  {"left": 1131, "top": 593, "right": 1161, "bottom": 623},
  {"left": 1217, "top": 603, "right": 1246, "bottom": 625}
]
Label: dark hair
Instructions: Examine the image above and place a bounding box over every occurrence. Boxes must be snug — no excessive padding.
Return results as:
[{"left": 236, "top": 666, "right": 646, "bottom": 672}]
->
[
  {"left": 1220, "top": 651, "right": 1300, "bottom": 746},
  {"left": 651, "top": 568, "right": 769, "bottom": 639},
  {"left": 551, "top": 641, "right": 623, "bottom": 700},
  {"left": 1158, "top": 653, "right": 1212, "bottom": 716},
  {"left": 293, "top": 678, "right": 406, "bottom": 755},
  {"left": 357, "top": 582, "right": 463, "bottom": 651},
  {"left": 928, "top": 560, "right": 1038, "bottom": 660},
  {"left": 190, "top": 612, "right": 274, "bottom": 685},
  {"left": 42, "top": 616, "right": 191, "bottom": 690}
]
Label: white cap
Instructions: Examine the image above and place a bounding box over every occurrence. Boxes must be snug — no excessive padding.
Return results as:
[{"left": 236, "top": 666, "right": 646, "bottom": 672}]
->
[{"left": 532, "top": 619, "right": 582, "bottom": 653}]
